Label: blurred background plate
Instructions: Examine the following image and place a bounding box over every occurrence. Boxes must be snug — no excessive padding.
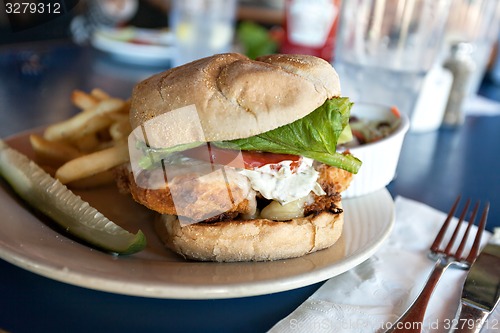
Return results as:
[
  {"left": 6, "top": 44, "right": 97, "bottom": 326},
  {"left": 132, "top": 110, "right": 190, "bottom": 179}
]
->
[{"left": 91, "top": 26, "right": 175, "bottom": 65}]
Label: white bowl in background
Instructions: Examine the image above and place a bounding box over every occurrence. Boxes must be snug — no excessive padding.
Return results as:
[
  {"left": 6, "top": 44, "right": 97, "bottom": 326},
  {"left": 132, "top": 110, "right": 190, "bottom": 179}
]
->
[{"left": 341, "top": 104, "right": 409, "bottom": 198}]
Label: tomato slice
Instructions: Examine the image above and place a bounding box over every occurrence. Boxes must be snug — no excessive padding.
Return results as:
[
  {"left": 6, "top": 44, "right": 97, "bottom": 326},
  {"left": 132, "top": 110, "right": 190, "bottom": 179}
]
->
[
  {"left": 182, "top": 144, "right": 301, "bottom": 171},
  {"left": 242, "top": 150, "right": 301, "bottom": 171}
]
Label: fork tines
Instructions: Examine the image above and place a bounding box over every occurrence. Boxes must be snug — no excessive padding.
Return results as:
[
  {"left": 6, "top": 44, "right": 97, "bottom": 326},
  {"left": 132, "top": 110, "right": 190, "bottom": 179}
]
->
[{"left": 430, "top": 196, "right": 489, "bottom": 265}]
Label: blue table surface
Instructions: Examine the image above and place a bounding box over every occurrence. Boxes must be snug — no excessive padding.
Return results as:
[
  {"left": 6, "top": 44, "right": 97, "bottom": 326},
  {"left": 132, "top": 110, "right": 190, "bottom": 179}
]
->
[{"left": 0, "top": 42, "right": 499, "bottom": 333}]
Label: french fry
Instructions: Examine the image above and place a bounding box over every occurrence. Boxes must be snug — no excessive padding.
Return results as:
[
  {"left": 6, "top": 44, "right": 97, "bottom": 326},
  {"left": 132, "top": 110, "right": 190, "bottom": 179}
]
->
[
  {"left": 75, "top": 115, "right": 114, "bottom": 140},
  {"left": 55, "top": 141, "right": 129, "bottom": 184},
  {"left": 109, "top": 117, "right": 132, "bottom": 141},
  {"left": 32, "top": 88, "right": 133, "bottom": 188},
  {"left": 71, "top": 90, "right": 99, "bottom": 109},
  {"left": 29, "top": 134, "right": 81, "bottom": 166},
  {"left": 74, "top": 132, "right": 100, "bottom": 152},
  {"left": 44, "top": 98, "right": 126, "bottom": 141},
  {"left": 90, "top": 88, "right": 111, "bottom": 101}
]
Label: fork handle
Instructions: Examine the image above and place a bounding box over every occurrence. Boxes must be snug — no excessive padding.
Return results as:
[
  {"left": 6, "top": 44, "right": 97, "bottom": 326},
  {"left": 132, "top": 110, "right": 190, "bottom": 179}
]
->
[
  {"left": 386, "top": 261, "right": 446, "bottom": 333},
  {"left": 448, "top": 301, "right": 490, "bottom": 333}
]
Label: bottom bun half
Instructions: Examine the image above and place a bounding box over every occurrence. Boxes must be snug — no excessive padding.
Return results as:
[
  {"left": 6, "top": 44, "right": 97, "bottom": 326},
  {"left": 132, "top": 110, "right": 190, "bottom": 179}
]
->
[{"left": 154, "top": 203, "right": 344, "bottom": 262}]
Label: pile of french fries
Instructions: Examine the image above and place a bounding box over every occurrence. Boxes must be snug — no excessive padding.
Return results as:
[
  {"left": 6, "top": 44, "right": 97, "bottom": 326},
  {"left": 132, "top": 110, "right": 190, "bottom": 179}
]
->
[{"left": 30, "top": 88, "right": 132, "bottom": 188}]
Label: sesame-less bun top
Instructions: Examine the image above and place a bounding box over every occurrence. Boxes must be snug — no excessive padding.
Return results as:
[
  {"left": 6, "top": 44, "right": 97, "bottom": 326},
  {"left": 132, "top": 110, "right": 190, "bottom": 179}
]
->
[{"left": 129, "top": 53, "right": 341, "bottom": 148}]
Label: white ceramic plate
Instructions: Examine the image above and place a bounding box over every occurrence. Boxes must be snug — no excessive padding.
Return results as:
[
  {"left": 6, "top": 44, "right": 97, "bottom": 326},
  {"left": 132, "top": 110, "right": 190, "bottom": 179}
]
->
[
  {"left": 91, "top": 27, "right": 175, "bottom": 65},
  {"left": 0, "top": 133, "right": 395, "bottom": 299}
]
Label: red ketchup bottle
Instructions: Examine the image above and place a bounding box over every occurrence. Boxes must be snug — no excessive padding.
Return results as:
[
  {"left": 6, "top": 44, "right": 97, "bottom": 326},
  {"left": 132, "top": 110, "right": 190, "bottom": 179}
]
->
[{"left": 280, "top": 0, "right": 341, "bottom": 62}]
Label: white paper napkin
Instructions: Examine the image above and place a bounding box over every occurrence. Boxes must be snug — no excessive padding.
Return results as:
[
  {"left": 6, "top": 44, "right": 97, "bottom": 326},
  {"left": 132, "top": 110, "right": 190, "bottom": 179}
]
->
[{"left": 269, "top": 196, "right": 500, "bottom": 333}]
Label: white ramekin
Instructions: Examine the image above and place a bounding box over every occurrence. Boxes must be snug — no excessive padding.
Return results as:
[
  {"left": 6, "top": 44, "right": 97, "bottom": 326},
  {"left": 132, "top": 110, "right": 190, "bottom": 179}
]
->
[{"left": 341, "top": 103, "right": 409, "bottom": 198}]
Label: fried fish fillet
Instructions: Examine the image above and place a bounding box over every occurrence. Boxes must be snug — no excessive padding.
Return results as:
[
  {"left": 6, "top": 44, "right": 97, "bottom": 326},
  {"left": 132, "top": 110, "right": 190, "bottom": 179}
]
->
[
  {"left": 116, "top": 164, "right": 257, "bottom": 221},
  {"left": 116, "top": 162, "right": 352, "bottom": 222}
]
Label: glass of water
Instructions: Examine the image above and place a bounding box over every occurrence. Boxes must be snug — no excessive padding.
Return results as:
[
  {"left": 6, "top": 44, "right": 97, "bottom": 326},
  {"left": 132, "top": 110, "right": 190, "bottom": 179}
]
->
[
  {"left": 334, "top": 0, "right": 452, "bottom": 127},
  {"left": 169, "top": 0, "right": 238, "bottom": 67}
]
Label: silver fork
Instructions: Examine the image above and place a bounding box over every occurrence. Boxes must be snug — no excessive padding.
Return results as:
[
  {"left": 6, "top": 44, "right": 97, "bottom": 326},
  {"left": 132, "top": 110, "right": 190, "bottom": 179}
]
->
[{"left": 385, "top": 196, "right": 489, "bottom": 333}]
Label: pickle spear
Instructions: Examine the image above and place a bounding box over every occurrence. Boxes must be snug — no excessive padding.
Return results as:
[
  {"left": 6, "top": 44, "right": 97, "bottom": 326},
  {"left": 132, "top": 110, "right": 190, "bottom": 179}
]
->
[{"left": 0, "top": 139, "right": 146, "bottom": 255}]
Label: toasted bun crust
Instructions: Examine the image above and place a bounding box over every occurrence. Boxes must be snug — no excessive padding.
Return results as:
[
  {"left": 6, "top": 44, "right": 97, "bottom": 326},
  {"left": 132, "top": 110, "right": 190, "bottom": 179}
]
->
[
  {"left": 130, "top": 53, "right": 341, "bottom": 148},
  {"left": 155, "top": 206, "right": 343, "bottom": 262}
]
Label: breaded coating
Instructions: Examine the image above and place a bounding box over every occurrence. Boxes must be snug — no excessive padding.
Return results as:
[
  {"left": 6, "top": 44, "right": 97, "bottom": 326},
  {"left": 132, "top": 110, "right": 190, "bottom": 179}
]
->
[
  {"left": 315, "top": 162, "right": 353, "bottom": 193},
  {"left": 116, "top": 164, "right": 257, "bottom": 222}
]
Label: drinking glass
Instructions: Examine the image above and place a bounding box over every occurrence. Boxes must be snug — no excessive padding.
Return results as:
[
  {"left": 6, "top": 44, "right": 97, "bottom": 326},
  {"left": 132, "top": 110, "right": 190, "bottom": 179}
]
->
[
  {"left": 169, "top": 0, "right": 237, "bottom": 67},
  {"left": 334, "top": 0, "right": 452, "bottom": 128}
]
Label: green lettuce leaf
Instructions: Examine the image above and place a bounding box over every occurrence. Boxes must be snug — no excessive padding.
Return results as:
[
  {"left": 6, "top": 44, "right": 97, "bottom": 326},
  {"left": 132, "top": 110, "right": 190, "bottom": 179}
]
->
[
  {"left": 214, "top": 97, "right": 361, "bottom": 173},
  {"left": 136, "top": 140, "right": 203, "bottom": 170},
  {"left": 137, "top": 97, "right": 361, "bottom": 174}
]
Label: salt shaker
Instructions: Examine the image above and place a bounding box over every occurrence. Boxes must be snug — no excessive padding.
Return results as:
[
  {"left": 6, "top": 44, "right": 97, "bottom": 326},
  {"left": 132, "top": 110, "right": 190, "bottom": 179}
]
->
[{"left": 442, "top": 42, "right": 476, "bottom": 127}]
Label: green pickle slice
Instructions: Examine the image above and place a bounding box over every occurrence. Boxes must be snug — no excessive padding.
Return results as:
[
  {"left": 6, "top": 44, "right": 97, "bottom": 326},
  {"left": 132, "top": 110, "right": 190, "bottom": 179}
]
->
[{"left": 0, "top": 139, "right": 146, "bottom": 255}]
